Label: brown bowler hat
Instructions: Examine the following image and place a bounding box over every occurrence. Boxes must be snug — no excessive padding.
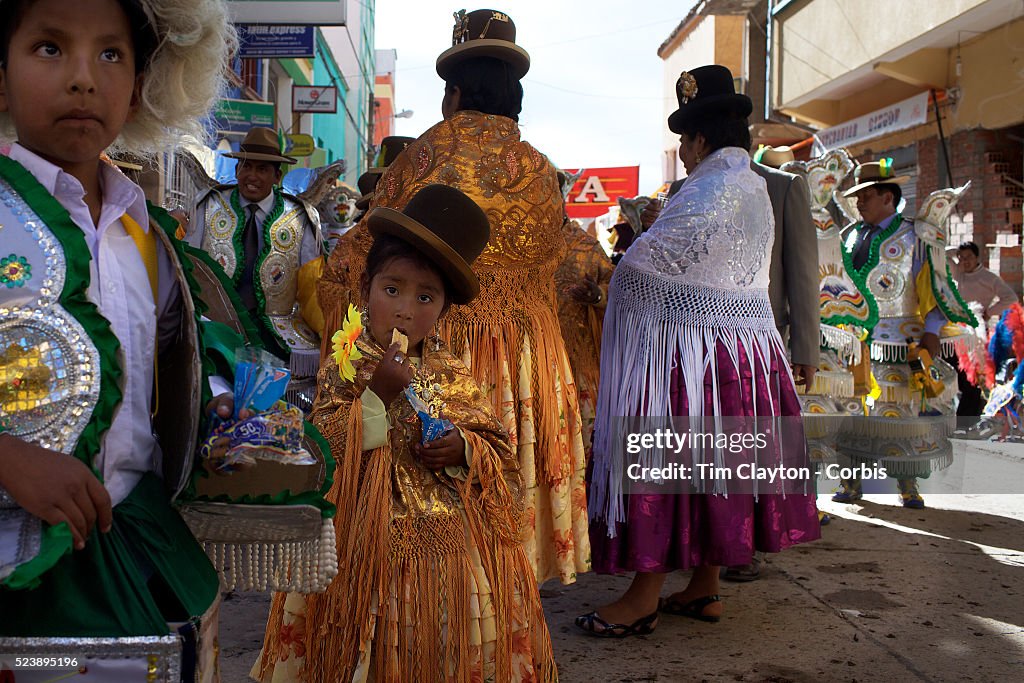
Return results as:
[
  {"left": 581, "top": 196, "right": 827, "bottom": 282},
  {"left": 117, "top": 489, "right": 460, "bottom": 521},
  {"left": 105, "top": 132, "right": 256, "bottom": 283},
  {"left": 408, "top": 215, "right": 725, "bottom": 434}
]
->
[
  {"left": 667, "top": 65, "right": 752, "bottom": 135},
  {"left": 223, "top": 127, "right": 297, "bottom": 164},
  {"left": 842, "top": 158, "right": 910, "bottom": 197},
  {"left": 366, "top": 184, "right": 490, "bottom": 304},
  {"left": 356, "top": 136, "right": 416, "bottom": 210},
  {"left": 436, "top": 9, "right": 530, "bottom": 81}
]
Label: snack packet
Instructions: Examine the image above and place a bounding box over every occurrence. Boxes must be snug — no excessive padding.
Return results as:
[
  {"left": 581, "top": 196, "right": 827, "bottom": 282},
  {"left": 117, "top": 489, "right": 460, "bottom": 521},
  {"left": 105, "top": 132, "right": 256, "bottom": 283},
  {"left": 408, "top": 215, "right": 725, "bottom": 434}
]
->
[
  {"left": 200, "top": 401, "right": 315, "bottom": 473},
  {"left": 234, "top": 347, "right": 290, "bottom": 418}
]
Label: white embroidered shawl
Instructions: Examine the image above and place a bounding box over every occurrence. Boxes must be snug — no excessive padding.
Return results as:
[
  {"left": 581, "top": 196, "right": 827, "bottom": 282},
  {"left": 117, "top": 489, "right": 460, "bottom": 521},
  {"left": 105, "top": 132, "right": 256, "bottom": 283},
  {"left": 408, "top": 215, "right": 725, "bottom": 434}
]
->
[{"left": 590, "top": 146, "right": 796, "bottom": 529}]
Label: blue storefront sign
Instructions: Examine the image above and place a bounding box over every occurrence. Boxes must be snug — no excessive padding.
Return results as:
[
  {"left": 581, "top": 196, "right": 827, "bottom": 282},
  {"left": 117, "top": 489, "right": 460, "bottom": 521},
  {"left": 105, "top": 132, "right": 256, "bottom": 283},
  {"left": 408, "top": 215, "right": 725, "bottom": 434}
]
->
[{"left": 238, "top": 24, "right": 315, "bottom": 59}]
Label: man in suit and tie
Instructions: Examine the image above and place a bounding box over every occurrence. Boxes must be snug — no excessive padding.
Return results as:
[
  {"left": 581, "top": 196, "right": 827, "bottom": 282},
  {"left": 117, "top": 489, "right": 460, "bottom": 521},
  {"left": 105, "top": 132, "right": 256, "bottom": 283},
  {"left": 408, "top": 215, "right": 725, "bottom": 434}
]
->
[
  {"left": 752, "top": 146, "right": 820, "bottom": 388},
  {"left": 185, "top": 127, "right": 324, "bottom": 403},
  {"left": 716, "top": 145, "right": 820, "bottom": 582}
]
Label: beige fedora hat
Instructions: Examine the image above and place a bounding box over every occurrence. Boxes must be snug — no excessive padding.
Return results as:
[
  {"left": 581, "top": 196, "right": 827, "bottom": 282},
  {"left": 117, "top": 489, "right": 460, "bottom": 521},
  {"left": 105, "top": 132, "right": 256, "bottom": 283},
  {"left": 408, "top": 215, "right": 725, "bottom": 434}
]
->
[{"left": 842, "top": 158, "right": 910, "bottom": 197}]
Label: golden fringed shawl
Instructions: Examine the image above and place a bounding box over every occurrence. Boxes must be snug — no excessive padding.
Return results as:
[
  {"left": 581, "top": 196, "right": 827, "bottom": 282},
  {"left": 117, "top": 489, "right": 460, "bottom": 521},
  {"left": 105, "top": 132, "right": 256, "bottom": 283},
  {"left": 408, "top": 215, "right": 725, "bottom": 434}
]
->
[
  {"left": 256, "top": 333, "right": 556, "bottom": 683},
  {"left": 553, "top": 219, "right": 614, "bottom": 410},
  {"left": 320, "top": 111, "right": 576, "bottom": 488}
]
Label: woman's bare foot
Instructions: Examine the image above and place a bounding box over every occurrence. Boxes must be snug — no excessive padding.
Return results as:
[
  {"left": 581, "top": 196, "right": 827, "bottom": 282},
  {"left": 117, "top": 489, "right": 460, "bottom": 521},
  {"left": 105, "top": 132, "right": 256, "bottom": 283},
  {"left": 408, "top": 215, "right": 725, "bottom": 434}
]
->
[
  {"left": 662, "top": 589, "right": 724, "bottom": 620},
  {"left": 590, "top": 596, "right": 659, "bottom": 628}
]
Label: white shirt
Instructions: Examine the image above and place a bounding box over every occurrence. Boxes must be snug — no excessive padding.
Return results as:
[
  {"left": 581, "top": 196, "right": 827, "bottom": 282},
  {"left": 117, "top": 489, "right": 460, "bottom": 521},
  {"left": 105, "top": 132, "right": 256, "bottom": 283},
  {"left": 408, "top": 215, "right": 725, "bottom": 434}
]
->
[
  {"left": 9, "top": 144, "right": 172, "bottom": 506},
  {"left": 953, "top": 263, "right": 1018, "bottom": 321}
]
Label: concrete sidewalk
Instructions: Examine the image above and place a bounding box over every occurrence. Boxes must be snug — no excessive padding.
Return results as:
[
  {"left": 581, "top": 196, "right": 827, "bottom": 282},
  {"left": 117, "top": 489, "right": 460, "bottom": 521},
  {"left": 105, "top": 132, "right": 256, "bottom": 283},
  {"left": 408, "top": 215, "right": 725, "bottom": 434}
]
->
[{"left": 219, "top": 488, "right": 1024, "bottom": 682}]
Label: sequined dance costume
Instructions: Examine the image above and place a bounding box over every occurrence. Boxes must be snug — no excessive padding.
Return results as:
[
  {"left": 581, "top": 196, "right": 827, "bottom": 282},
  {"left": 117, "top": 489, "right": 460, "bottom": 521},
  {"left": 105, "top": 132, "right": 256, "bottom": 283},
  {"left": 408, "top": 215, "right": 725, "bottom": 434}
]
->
[
  {"left": 188, "top": 185, "right": 324, "bottom": 407},
  {"left": 834, "top": 185, "right": 976, "bottom": 493},
  {"left": 780, "top": 150, "right": 866, "bottom": 465},
  {"left": 0, "top": 150, "right": 220, "bottom": 680},
  {"left": 553, "top": 218, "right": 614, "bottom": 456},
  {"left": 254, "top": 332, "right": 556, "bottom": 683},
  {"left": 588, "top": 148, "right": 821, "bottom": 573},
  {"left": 320, "top": 111, "right": 591, "bottom": 584}
]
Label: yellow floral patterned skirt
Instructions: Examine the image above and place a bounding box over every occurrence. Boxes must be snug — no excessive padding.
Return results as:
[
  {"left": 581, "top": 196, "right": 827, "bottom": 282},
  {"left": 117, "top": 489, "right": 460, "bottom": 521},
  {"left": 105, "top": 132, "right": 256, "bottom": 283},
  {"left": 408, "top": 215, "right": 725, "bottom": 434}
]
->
[
  {"left": 252, "top": 511, "right": 555, "bottom": 682},
  {"left": 445, "top": 310, "right": 592, "bottom": 585}
]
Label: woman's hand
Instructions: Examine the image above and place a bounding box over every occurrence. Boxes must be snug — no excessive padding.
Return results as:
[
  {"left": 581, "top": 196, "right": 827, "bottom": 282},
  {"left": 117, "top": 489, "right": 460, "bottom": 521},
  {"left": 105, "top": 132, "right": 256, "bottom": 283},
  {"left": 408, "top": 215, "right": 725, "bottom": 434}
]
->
[
  {"left": 0, "top": 435, "right": 112, "bottom": 550},
  {"left": 640, "top": 201, "right": 661, "bottom": 230},
  {"left": 566, "top": 277, "right": 602, "bottom": 305},
  {"left": 413, "top": 429, "right": 467, "bottom": 470},
  {"left": 369, "top": 342, "right": 415, "bottom": 405}
]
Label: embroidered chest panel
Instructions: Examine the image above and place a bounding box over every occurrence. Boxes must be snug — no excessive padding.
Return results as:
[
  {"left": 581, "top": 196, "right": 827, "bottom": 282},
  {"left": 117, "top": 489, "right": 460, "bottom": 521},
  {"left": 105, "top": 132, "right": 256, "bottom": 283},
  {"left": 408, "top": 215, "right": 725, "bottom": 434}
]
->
[
  {"left": 0, "top": 180, "right": 101, "bottom": 453},
  {"left": 865, "top": 225, "right": 918, "bottom": 319},
  {"left": 201, "top": 190, "right": 308, "bottom": 318},
  {"left": 819, "top": 230, "right": 873, "bottom": 328}
]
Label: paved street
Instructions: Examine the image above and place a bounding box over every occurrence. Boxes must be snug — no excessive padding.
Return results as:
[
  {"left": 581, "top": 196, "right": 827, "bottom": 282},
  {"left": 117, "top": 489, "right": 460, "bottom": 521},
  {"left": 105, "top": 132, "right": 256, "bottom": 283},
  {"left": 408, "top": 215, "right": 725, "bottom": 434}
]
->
[{"left": 220, "top": 439, "right": 1024, "bottom": 682}]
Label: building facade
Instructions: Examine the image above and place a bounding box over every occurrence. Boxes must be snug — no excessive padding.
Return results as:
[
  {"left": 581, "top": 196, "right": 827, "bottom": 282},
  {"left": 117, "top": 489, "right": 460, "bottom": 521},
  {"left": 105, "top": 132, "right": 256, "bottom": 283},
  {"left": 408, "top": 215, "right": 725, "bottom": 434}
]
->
[
  {"left": 770, "top": 0, "right": 1024, "bottom": 292},
  {"left": 321, "top": 0, "right": 377, "bottom": 186},
  {"left": 658, "top": 0, "right": 769, "bottom": 183},
  {"left": 373, "top": 49, "right": 398, "bottom": 146}
]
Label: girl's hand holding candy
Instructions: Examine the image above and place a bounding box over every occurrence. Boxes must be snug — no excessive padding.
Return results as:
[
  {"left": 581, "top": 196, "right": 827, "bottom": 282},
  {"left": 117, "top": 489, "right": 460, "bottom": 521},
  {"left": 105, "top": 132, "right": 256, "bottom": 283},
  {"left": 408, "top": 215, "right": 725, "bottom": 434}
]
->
[{"left": 369, "top": 342, "right": 415, "bottom": 405}]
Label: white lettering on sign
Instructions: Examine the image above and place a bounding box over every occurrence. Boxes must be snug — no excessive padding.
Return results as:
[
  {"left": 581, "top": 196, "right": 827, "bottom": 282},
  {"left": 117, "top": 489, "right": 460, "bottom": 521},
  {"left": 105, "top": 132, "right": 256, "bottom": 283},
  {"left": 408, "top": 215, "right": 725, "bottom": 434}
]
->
[
  {"left": 815, "top": 91, "right": 929, "bottom": 151},
  {"left": 573, "top": 175, "right": 610, "bottom": 203}
]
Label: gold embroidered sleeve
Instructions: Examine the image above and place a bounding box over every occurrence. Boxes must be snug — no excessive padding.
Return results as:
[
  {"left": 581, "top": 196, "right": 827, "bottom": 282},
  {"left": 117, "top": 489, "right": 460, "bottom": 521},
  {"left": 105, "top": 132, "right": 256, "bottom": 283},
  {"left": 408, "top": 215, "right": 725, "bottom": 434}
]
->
[{"left": 309, "top": 341, "right": 378, "bottom": 455}]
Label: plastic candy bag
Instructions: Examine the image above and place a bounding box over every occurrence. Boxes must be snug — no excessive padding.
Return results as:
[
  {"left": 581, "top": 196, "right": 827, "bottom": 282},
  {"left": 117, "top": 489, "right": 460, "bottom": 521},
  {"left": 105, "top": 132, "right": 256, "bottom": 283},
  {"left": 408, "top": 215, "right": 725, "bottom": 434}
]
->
[
  {"left": 200, "top": 402, "right": 315, "bottom": 473},
  {"left": 234, "top": 347, "right": 290, "bottom": 418},
  {"left": 404, "top": 385, "right": 454, "bottom": 445}
]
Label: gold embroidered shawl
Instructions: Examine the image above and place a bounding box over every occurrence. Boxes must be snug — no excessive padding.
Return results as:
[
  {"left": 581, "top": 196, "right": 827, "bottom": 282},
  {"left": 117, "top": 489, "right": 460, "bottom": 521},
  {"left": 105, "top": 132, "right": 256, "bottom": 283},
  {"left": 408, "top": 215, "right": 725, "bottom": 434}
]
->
[
  {"left": 554, "top": 219, "right": 614, "bottom": 398},
  {"left": 257, "top": 332, "right": 555, "bottom": 682}
]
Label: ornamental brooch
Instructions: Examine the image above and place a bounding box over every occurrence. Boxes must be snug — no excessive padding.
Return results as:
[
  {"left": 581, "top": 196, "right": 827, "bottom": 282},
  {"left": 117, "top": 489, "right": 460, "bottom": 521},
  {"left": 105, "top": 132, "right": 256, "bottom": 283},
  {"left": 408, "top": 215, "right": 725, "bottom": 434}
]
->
[
  {"left": 452, "top": 10, "right": 469, "bottom": 45},
  {"left": 677, "top": 71, "right": 698, "bottom": 104}
]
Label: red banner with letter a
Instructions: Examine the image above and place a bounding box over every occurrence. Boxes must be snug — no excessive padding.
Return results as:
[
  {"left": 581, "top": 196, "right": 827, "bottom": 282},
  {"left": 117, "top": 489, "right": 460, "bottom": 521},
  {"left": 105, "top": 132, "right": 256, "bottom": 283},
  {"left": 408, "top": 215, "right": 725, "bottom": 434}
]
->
[{"left": 563, "top": 166, "right": 640, "bottom": 219}]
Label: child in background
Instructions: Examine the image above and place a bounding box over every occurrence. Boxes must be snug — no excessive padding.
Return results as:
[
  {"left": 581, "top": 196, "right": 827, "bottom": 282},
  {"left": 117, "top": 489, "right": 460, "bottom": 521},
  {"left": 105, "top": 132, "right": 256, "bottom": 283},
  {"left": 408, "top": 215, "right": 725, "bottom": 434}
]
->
[
  {"left": 0, "top": 0, "right": 235, "bottom": 679},
  {"left": 255, "top": 184, "right": 557, "bottom": 682}
]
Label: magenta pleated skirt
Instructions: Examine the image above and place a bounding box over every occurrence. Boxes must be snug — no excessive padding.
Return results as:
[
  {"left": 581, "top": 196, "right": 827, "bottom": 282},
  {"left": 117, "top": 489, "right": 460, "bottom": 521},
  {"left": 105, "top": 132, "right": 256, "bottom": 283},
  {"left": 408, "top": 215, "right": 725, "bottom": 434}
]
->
[{"left": 589, "top": 339, "right": 821, "bottom": 573}]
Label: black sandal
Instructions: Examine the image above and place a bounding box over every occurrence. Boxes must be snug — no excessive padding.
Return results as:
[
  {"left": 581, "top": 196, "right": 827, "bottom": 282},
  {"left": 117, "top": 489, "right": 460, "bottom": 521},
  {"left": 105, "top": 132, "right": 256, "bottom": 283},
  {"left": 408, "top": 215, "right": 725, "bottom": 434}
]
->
[
  {"left": 659, "top": 594, "right": 722, "bottom": 623},
  {"left": 574, "top": 610, "right": 658, "bottom": 638}
]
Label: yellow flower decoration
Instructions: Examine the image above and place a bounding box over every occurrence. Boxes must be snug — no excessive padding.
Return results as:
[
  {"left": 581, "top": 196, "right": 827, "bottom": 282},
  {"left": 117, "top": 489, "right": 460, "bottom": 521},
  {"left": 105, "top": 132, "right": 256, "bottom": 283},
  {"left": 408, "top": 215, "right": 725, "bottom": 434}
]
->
[{"left": 331, "top": 304, "right": 364, "bottom": 381}]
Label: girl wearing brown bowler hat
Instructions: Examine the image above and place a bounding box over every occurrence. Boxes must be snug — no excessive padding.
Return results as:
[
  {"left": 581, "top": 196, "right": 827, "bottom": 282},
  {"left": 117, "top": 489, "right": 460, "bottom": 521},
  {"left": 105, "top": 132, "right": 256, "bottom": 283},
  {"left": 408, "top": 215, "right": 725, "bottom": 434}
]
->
[
  {"left": 320, "top": 8, "right": 592, "bottom": 589},
  {"left": 256, "top": 185, "right": 556, "bottom": 681},
  {"left": 578, "top": 65, "right": 821, "bottom": 638}
]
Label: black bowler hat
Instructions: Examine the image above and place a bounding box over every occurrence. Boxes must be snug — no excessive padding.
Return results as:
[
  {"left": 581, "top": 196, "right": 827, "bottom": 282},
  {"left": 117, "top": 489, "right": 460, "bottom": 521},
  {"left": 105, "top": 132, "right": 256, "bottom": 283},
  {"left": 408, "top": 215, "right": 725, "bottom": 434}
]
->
[
  {"left": 356, "top": 136, "right": 416, "bottom": 210},
  {"left": 667, "top": 65, "right": 752, "bottom": 134},
  {"left": 366, "top": 184, "right": 490, "bottom": 304},
  {"left": 436, "top": 9, "right": 530, "bottom": 81}
]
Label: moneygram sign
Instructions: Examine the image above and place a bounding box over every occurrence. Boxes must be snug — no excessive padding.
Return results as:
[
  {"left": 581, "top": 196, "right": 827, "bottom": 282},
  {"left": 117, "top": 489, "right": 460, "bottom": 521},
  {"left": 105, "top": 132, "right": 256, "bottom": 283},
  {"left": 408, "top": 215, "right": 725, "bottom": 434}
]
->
[{"left": 293, "top": 86, "right": 338, "bottom": 114}]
